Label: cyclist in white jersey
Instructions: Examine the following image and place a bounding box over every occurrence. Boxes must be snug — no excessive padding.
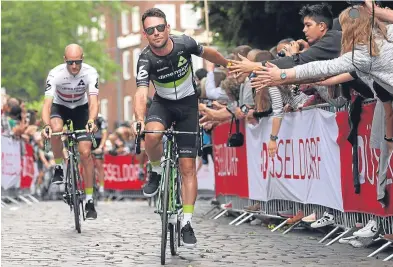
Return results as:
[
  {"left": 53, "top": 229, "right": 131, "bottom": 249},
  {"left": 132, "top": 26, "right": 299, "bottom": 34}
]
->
[{"left": 41, "top": 44, "right": 99, "bottom": 219}]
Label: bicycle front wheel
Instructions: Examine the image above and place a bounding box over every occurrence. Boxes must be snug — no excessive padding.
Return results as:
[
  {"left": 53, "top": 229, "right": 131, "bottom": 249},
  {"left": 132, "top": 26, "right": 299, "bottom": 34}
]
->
[
  {"left": 70, "top": 156, "right": 81, "bottom": 233},
  {"left": 160, "top": 159, "right": 171, "bottom": 265}
]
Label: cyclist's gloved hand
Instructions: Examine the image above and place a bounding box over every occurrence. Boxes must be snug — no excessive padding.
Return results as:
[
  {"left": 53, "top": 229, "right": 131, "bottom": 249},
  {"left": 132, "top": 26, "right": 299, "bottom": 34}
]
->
[
  {"left": 133, "top": 120, "right": 145, "bottom": 136},
  {"left": 41, "top": 124, "right": 52, "bottom": 139},
  {"left": 86, "top": 119, "right": 97, "bottom": 133}
]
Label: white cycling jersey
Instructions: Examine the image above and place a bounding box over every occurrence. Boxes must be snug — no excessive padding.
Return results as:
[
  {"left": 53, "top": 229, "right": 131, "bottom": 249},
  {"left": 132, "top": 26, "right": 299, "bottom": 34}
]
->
[{"left": 45, "top": 63, "right": 99, "bottom": 109}]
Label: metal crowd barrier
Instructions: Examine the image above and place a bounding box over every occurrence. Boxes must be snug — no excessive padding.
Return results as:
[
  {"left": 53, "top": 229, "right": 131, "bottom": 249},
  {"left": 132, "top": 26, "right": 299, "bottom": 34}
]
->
[{"left": 208, "top": 98, "right": 392, "bottom": 262}]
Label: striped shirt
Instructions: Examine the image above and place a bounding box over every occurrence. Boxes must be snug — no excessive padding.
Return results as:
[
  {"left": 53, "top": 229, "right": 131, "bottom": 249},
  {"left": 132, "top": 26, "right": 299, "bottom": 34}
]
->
[{"left": 268, "top": 86, "right": 311, "bottom": 118}]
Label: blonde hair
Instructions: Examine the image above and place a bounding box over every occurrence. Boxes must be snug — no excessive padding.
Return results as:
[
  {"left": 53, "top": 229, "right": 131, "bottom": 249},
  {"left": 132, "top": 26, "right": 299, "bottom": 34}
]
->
[
  {"left": 221, "top": 77, "right": 241, "bottom": 102},
  {"left": 339, "top": 5, "right": 390, "bottom": 56}
]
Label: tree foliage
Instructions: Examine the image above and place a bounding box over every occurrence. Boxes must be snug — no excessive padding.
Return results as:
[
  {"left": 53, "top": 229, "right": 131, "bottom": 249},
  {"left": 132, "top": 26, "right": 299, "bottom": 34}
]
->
[
  {"left": 1, "top": 1, "right": 124, "bottom": 101},
  {"left": 196, "top": 1, "right": 393, "bottom": 50}
]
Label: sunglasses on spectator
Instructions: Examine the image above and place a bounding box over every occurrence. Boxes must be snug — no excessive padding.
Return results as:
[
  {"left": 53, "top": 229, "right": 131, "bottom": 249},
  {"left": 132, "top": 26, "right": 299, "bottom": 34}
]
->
[
  {"left": 66, "top": 60, "right": 83, "bottom": 65},
  {"left": 144, "top": 24, "right": 166, "bottom": 35}
]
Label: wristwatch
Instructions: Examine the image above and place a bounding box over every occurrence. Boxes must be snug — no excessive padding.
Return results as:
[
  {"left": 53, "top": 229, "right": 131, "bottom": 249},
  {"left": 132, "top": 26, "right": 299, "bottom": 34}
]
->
[
  {"left": 240, "top": 104, "right": 249, "bottom": 115},
  {"left": 384, "top": 135, "right": 393, "bottom": 142},
  {"left": 280, "top": 70, "right": 287, "bottom": 80},
  {"left": 270, "top": 134, "right": 278, "bottom": 141}
]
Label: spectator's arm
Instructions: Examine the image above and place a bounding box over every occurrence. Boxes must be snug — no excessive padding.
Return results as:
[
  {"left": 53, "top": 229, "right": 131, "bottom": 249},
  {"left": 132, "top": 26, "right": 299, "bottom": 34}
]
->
[{"left": 205, "top": 72, "right": 229, "bottom": 100}]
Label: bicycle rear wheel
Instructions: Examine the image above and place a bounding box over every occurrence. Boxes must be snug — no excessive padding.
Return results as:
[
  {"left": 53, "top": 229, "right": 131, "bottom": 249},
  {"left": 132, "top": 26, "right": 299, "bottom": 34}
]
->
[
  {"left": 70, "top": 156, "right": 81, "bottom": 233},
  {"left": 160, "top": 160, "right": 171, "bottom": 265}
]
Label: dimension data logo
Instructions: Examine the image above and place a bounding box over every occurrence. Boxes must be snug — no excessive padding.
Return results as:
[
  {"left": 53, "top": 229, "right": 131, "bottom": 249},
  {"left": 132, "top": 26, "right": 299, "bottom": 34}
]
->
[{"left": 177, "top": 56, "right": 187, "bottom": 67}]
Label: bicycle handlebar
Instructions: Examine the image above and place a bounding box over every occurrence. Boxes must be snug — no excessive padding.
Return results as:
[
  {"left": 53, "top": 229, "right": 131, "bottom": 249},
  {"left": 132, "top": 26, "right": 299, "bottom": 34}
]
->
[
  {"left": 44, "top": 129, "right": 97, "bottom": 153},
  {"left": 134, "top": 122, "right": 199, "bottom": 155}
]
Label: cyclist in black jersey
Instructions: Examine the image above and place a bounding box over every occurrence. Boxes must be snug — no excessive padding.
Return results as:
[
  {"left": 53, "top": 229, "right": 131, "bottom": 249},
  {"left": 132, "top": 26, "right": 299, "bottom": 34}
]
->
[{"left": 133, "top": 8, "right": 228, "bottom": 248}]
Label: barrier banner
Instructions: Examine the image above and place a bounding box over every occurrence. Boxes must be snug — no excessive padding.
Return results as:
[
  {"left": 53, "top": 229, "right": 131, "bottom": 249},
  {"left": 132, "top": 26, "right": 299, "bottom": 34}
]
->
[
  {"left": 246, "top": 109, "right": 343, "bottom": 211},
  {"left": 337, "top": 103, "right": 393, "bottom": 216},
  {"left": 104, "top": 154, "right": 144, "bottom": 190},
  {"left": 213, "top": 121, "right": 249, "bottom": 198},
  {"left": 197, "top": 154, "right": 215, "bottom": 191},
  {"left": 1, "top": 136, "right": 22, "bottom": 190},
  {"left": 20, "top": 143, "right": 35, "bottom": 189}
]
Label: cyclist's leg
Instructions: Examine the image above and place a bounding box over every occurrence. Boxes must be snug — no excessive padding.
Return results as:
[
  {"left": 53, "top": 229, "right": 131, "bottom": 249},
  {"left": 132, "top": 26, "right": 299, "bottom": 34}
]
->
[
  {"left": 92, "top": 148, "right": 105, "bottom": 193},
  {"left": 49, "top": 104, "right": 67, "bottom": 184},
  {"left": 73, "top": 104, "right": 97, "bottom": 219},
  {"left": 143, "top": 94, "right": 172, "bottom": 196},
  {"left": 173, "top": 95, "right": 198, "bottom": 247}
]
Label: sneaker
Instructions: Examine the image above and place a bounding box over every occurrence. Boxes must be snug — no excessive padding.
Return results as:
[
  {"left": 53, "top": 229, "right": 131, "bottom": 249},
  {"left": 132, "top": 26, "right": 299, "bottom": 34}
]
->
[
  {"left": 287, "top": 210, "right": 304, "bottom": 224},
  {"left": 143, "top": 172, "right": 161, "bottom": 197},
  {"left": 244, "top": 203, "right": 261, "bottom": 212},
  {"left": 302, "top": 212, "right": 317, "bottom": 223},
  {"left": 278, "top": 208, "right": 295, "bottom": 218},
  {"left": 353, "top": 220, "right": 378, "bottom": 238},
  {"left": 339, "top": 235, "right": 358, "bottom": 244},
  {"left": 383, "top": 234, "right": 393, "bottom": 241},
  {"left": 310, "top": 212, "right": 335, "bottom": 228},
  {"left": 211, "top": 198, "right": 220, "bottom": 206},
  {"left": 181, "top": 222, "right": 197, "bottom": 248},
  {"left": 220, "top": 202, "right": 232, "bottom": 209},
  {"left": 51, "top": 165, "right": 64, "bottom": 184},
  {"left": 85, "top": 199, "right": 97, "bottom": 220},
  {"left": 250, "top": 218, "right": 262, "bottom": 226}
]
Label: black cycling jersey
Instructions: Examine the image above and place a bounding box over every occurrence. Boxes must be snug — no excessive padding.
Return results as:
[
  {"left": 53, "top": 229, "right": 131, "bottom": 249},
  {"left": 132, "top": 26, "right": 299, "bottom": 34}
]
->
[{"left": 136, "top": 34, "right": 204, "bottom": 100}]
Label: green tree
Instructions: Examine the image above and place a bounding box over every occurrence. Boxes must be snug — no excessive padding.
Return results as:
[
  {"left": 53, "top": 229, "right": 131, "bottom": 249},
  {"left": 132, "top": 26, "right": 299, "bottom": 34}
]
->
[
  {"left": 1, "top": 1, "right": 124, "bottom": 101},
  {"left": 196, "top": 1, "right": 393, "bottom": 50}
]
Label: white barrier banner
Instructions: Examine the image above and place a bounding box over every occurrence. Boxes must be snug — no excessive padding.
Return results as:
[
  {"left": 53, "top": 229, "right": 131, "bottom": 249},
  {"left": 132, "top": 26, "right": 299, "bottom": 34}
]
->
[
  {"left": 1, "top": 136, "right": 22, "bottom": 190},
  {"left": 197, "top": 154, "right": 215, "bottom": 191},
  {"left": 246, "top": 109, "right": 343, "bottom": 211}
]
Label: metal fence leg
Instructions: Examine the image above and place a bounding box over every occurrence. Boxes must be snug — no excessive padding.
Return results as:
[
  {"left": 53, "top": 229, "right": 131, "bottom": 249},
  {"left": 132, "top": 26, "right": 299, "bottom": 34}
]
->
[
  {"left": 319, "top": 226, "right": 341, "bottom": 243},
  {"left": 367, "top": 241, "right": 392, "bottom": 258},
  {"left": 271, "top": 219, "right": 289, "bottom": 232},
  {"left": 383, "top": 253, "right": 393, "bottom": 262},
  {"left": 325, "top": 228, "right": 351, "bottom": 246},
  {"left": 235, "top": 213, "right": 254, "bottom": 226},
  {"left": 282, "top": 221, "right": 302, "bottom": 235},
  {"left": 229, "top": 212, "right": 248, "bottom": 225},
  {"left": 6, "top": 196, "right": 20, "bottom": 206},
  {"left": 27, "top": 194, "right": 40, "bottom": 203},
  {"left": 203, "top": 206, "right": 219, "bottom": 217},
  {"left": 1, "top": 200, "right": 9, "bottom": 207},
  {"left": 19, "top": 196, "right": 33, "bottom": 205},
  {"left": 213, "top": 210, "right": 228, "bottom": 220}
]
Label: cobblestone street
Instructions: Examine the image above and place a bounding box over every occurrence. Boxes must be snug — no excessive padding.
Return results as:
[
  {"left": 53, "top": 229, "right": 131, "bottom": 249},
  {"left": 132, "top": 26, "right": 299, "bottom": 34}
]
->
[{"left": 1, "top": 200, "right": 391, "bottom": 267}]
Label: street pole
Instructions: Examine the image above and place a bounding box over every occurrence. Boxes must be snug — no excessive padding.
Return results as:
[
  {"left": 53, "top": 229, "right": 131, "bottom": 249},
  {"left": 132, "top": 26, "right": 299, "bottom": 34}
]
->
[{"left": 114, "top": 14, "right": 122, "bottom": 127}]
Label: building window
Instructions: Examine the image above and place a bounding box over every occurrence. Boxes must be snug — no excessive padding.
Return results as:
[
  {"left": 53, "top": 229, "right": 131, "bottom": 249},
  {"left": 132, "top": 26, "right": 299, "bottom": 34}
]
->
[
  {"left": 180, "top": 4, "right": 201, "bottom": 30},
  {"left": 99, "top": 15, "right": 106, "bottom": 40},
  {"left": 122, "top": 51, "right": 131, "bottom": 80},
  {"left": 123, "top": 96, "right": 132, "bottom": 121},
  {"left": 121, "top": 10, "right": 130, "bottom": 35},
  {"left": 131, "top": 6, "right": 140, "bottom": 32},
  {"left": 133, "top": 48, "right": 141, "bottom": 77},
  {"left": 154, "top": 4, "right": 176, "bottom": 29},
  {"left": 100, "top": 99, "right": 108, "bottom": 120}
]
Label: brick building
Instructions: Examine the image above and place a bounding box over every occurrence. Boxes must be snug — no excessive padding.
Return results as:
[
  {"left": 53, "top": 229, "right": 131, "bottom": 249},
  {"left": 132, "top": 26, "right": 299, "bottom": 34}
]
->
[{"left": 97, "top": 1, "right": 210, "bottom": 131}]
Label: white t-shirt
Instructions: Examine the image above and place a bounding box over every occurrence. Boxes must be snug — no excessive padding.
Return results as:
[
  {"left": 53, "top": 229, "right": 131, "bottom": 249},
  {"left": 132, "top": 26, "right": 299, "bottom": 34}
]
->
[{"left": 45, "top": 63, "right": 99, "bottom": 109}]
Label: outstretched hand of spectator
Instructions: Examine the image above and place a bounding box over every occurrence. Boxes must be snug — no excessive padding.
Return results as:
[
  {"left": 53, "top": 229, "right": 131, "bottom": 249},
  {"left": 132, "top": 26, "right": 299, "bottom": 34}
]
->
[
  {"left": 228, "top": 54, "right": 261, "bottom": 77},
  {"left": 252, "top": 62, "right": 283, "bottom": 87}
]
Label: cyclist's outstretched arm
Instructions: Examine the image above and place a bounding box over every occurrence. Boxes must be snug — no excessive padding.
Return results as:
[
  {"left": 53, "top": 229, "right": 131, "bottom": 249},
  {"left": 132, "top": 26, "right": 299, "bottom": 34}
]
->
[{"left": 200, "top": 47, "right": 228, "bottom": 67}]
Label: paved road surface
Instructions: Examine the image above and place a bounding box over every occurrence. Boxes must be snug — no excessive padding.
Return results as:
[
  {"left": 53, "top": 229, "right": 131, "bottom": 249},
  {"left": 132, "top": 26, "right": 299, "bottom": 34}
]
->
[{"left": 1, "top": 200, "right": 391, "bottom": 267}]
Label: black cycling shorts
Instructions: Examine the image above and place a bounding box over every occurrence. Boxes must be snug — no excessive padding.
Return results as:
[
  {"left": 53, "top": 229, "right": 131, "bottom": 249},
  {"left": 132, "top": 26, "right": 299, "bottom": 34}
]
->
[
  {"left": 146, "top": 93, "right": 198, "bottom": 158},
  {"left": 50, "top": 103, "right": 91, "bottom": 142}
]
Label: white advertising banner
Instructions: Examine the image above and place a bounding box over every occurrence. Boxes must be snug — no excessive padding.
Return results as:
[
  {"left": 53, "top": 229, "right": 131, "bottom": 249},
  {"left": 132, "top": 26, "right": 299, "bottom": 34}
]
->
[
  {"left": 246, "top": 109, "right": 343, "bottom": 211},
  {"left": 1, "top": 136, "right": 22, "bottom": 190},
  {"left": 197, "top": 154, "right": 215, "bottom": 191}
]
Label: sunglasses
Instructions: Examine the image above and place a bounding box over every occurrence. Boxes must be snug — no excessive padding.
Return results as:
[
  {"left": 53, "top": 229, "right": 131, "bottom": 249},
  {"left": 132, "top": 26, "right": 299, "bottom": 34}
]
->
[
  {"left": 144, "top": 24, "right": 166, "bottom": 35},
  {"left": 66, "top": 60, "right": 83, "bottom": 65}
]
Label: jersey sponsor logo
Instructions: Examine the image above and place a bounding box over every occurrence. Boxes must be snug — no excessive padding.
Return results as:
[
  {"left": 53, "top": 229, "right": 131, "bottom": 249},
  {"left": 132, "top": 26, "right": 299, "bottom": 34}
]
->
[
  {"left": 157, "top": 66, "right": 169, "bottom": 72},
  {"left": 139, "top": 59, "right": 149, "bottom": 63},
  {"left": 95, "top": 78, "right": 99, "bottom": 89},
  {"left": 77, "top": 79, "right": 85, "bottom": 86},
  {"left": 137, "top": 66, "right": 149, "bottom": 80},
  {"left": 157, "top": 63, "right": 189, "bottom": 80},
  {"left": 178, "top": 56, "right": 187, "bottom": 67},
  {"left": 45, "top": 80, "right": 51, "bottom": 91},
  {"left": 177, "top": 50, "right": 184, "bottom": 55}
]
